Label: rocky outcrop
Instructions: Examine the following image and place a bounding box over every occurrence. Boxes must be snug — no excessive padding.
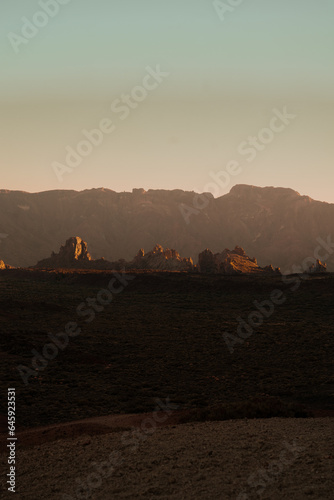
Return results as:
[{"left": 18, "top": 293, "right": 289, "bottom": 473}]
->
[
  {"left": 35, "top": 237, "right": 92, "bottom": 269},
  {"left": 34, "top": 239, "right": 194, "bottom": 272},
  {"left": 0, "top": 259, "right": 13, "bottom": 270},
  {"left": 34, "top": 237, "right": 281, "bottom": 275},
  {"left": 263, "top": 264, "right": 281, "bottom": 274},
  {"left": 198, "top": 246, "right": 280, "bottom": 275},
  {"left": 307, "top": 259, "right": 327, "bottom": 274},
  {"left": 128, "top": 245, "right": 194, "bottom": 271}
]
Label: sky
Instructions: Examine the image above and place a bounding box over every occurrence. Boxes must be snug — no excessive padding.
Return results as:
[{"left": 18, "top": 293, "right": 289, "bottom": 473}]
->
[{"left": 1, "top": 0, "right": 334, "bottom": 202}]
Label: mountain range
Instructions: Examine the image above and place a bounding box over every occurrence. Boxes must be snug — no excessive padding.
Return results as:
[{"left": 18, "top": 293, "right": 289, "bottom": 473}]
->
[{"left": 0, "top": 184, "right": 333, "bottom": 271}]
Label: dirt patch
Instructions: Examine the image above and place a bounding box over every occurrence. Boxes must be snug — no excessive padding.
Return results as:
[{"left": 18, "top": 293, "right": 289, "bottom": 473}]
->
[{"left": 1, "top": 417, "right": 333, "bottom": 499}]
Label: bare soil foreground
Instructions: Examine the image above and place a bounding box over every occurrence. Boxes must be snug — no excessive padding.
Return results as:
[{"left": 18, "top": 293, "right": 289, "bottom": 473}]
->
[
  {"left": 1, "top": 416, "right": 333, "bottom": 499},
  {"left": 0, "top": 270, "right": 333, "bottom": 498}
]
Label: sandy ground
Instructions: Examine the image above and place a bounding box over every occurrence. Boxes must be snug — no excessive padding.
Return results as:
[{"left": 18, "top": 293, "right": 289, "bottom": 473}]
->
[{"left": 1, "top": 417, "right": 333, "bottom": 500}]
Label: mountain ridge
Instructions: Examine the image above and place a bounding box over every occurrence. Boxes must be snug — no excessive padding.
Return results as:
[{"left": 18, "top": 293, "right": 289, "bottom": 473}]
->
[{"left": 0, "top": 184, "right": 333, "bottom": 271}]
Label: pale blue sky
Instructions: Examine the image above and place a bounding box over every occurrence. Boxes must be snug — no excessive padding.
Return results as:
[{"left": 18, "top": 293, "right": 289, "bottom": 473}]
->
[{"left": 1, "top": 0, "right": 333, "bottom": 201}]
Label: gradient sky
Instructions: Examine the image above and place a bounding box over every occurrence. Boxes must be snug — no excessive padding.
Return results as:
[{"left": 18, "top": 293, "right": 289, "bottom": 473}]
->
[{"left": 1, "top": 0, "right": 333, "bottom": 202}]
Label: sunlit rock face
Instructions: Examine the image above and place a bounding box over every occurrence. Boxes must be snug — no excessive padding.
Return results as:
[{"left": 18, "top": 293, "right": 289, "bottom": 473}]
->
[
  {"left": 35, "top": 237, "right": 92, "bottom": 269},
  {"left": 198, "top": 246, "right": 280, "bottom": 275},
  {"left": 34, "top": 238, "right": 194, "bottom": 272}
]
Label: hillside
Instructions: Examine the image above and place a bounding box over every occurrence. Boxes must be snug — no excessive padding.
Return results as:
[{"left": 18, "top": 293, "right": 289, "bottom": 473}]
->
[{"left": 0, "top": 185, "right": 333, "bottom": 271}]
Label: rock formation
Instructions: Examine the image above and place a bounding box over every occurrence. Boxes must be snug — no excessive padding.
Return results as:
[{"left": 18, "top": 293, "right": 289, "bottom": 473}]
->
[
  {"left": 307, "top": 259, "right": 327, "bottom": 274},
  {"left": 198, "top": 246, "right": 280, "bottom": 275},
  {"left": 34, "top": 238, "right": 194, "bottom": 272},
  {"left": 128, "top": 245, "right": 194, "bottom": 271},
  {"left": 35, "top": 237, "right": 92, "bottom": 269},
  {"left": 0, "top": 259, "right": 13, "bottom": 270},
  {"left": 34, "top": 237, "right": 282, "bottom": 274}
]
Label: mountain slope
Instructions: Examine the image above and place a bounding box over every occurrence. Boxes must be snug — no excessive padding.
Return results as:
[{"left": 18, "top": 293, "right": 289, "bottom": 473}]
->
[{"left": 0, "top": 185, "right": 333, "bottom": 271}]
